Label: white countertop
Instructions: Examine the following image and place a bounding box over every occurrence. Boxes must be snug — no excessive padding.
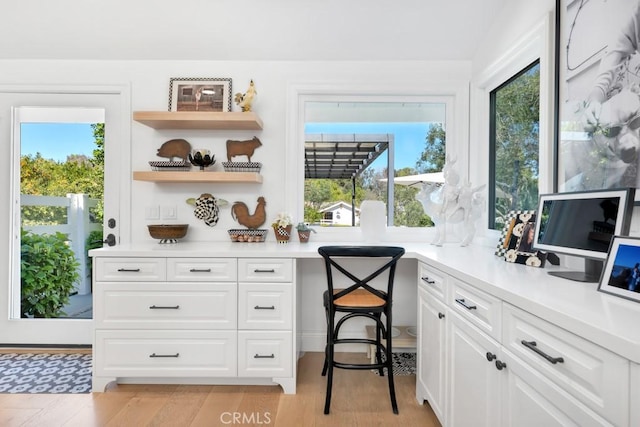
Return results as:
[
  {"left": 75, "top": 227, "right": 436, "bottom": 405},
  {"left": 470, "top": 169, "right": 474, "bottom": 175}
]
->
[{"left": 90, "top": 241, "right": 640, "bottom": 362}]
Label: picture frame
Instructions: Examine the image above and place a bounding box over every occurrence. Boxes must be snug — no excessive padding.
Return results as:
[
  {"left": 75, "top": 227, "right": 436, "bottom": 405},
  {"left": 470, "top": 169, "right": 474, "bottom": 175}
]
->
[
  {"left": 495, "top": 209, "right": 547, "bottom": 268},
  {"left": 168, "top": 77, "right": 232, "bottom": 112},
  {"left": 597, "top": 236, "right": 640, "bottom": 303},
  {"left": 554, "top": 0, "right": 640, "bottom": 196}
]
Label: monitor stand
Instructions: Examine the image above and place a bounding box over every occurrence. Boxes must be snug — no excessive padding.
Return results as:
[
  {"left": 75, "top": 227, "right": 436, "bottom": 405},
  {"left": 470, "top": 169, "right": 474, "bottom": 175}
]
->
[{"left": 548, "top": 259, "right": 603, "bottom": 283}]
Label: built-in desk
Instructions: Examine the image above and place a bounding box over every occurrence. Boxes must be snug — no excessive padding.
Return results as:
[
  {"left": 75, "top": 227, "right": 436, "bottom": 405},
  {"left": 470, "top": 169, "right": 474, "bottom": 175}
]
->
[{"left": 90, "top": 241, "right": 640, "bottom": 426}]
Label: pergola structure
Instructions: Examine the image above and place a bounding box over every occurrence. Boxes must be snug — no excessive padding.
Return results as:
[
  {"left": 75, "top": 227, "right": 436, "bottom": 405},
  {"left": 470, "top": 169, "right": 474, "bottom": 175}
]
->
[{"left": 304, "top": 133, "right": 391, "bottom": 225}]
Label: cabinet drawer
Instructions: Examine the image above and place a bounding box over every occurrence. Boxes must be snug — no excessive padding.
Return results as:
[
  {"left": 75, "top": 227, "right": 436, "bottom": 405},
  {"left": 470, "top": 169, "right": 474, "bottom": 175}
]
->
[
  {"left": 418, "top": 262, "right": 447, "bottom": 301},
  {"left": 449, "top": 278, "right": 501, "bottom": 341},
  {"left": 237, "top": 331, "right": 292, "bottom": 377},
  {"left": 94, "top": 330, "right": 237, "bottom": 377},
  {"left": 238, "top": 283, "right": 292, "bottom": 330},
  {"left": 238, "top": 258, "right": 293, "bottom": 282},
  {"left": 167, "top": 258, "right": 237, "bottom": 282},
  {"left": 503, "top": 303, "right": 629, "bottom": 426},
  {"left": 95, "top": 257, "right": 166, "bottom": 281},
  {"left": 94, "top": 283, "right": 237, "bottom": 329}
]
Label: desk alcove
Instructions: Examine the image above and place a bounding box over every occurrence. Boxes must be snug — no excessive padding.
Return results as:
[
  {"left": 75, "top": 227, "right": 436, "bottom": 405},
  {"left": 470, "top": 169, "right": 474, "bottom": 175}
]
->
[{"left": 90, "top": 241, "right": 640, "bottom": 426}]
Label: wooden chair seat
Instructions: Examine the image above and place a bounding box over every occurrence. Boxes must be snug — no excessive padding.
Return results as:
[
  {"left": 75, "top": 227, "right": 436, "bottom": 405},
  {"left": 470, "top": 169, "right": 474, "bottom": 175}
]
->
[{"left": 331, "top": 288, "right": 386, "bottom": 308}]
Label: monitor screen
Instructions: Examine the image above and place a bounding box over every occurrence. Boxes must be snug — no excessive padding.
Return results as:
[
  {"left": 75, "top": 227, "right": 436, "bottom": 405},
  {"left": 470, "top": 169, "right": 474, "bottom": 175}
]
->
[{"left": 532, "top": 188, "right": 635, "bottom": 282}]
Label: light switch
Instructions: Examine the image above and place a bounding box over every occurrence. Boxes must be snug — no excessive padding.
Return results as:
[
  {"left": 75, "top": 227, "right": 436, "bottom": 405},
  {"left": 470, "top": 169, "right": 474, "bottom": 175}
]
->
[
  {"left": 162, "top": 205, "right": 177, "bottom": 220},
  {"left": 145, "top": 206, "right": 160, "bottom": 220}
]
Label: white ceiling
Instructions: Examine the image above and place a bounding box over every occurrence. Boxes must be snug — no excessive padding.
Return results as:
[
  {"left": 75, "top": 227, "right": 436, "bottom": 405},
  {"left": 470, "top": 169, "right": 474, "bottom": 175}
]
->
[{"left": 1, "top": 0, "right": 507, "bottom": 61}]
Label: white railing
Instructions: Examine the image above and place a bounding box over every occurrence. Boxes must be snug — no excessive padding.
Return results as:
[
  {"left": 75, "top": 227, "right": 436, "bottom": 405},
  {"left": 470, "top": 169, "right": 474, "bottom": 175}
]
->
[{"left": 21, "top": 194, "right": 101, "bottom": 295}]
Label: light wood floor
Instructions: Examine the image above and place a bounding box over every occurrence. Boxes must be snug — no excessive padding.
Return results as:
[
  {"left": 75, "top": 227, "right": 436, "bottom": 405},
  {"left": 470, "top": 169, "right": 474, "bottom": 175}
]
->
[{"left": 0, "top": 351, "right": 441, "bottom": 427}]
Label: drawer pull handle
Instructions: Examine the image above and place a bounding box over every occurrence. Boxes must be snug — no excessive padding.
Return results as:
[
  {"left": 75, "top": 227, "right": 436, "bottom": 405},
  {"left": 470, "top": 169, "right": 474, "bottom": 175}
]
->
[
  {"left": 438, "top": 312, "right": 445, "bottom": 319},
  {"left": 495, "top": 360, "right": 507, "bottom": 370},
  {"left": 149, "top": 305, "right": 180, "bottom": 310},
  {"left": 455, "top": 298, "right": 477, "bottom": 310},
  {"left": 117, "top": 268, "right": 140, "bottom": 272},
  {"left": 149, "top": 353, "right": 179, "bottom": 358},
  {"left": 421, "top": 276, "right": 436, "bottom": 284},
  {"left": 486, "top": 352, "right": 497, "bottom": 361},
  {"left": 521, "top": 340, "right": 565, "bottom": 364},
  {"left": 254, "top": 353, "right": 275, "bottom": 359},
  {"left": 254, "top": 305, "right": 275, "bottom": 310},
  {"left": 254, "top": 269, "right": 276, "bottom": 273},
  {"left": 189, "top": 268, "right": 211, "bottom": 273}
]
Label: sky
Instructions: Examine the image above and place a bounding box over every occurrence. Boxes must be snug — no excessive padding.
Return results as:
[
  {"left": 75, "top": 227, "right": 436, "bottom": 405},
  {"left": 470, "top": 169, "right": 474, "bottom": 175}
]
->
[
  {"left": 304, "top": 122, "right": 432, "bottom": 171},
  {"left": 21, "top": 123, "right": 96, "bottom": 162}
]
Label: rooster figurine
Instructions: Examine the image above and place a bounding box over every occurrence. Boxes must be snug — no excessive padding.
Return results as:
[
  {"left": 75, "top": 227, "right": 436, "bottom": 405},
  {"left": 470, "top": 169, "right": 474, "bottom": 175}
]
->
[
  {"left": 234, "top": 80, "right": 257, "bottom": 112},
  {"left": 231, "top": 196, "right": 266, "bottom": 229}
]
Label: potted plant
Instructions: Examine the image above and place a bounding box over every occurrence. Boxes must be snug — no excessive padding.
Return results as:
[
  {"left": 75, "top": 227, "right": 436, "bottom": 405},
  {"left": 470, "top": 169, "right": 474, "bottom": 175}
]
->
[
  {"left": 272, "top": 212, "right": 293, "bottom": 243},
  {"left": 296, "top": 222, "right": 316, "bottom": 243}
]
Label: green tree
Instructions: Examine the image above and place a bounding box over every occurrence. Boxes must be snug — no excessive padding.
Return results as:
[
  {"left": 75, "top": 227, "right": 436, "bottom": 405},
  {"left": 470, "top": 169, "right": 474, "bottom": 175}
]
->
[
  {"left": 493, "top": 63, "right": 540, "bottom": 226},
  {"left": 417, "top": 123, "right": 446, "bottom": 173}
]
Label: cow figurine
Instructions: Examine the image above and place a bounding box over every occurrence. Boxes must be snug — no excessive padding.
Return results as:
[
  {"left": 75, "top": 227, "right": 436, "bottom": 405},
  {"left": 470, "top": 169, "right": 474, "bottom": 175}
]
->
[
  {"left": 157, "top": 139, "right": 191, "bottom": 162},
  {"left": 226, "top": 136, "right": 262, "bottom": 162}
]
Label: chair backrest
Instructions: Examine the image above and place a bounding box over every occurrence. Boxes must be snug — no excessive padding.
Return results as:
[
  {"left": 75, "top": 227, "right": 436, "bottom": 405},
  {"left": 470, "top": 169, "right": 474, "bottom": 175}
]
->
[{"left": 318, "top": 246, "right": 405, "bottom": 304}]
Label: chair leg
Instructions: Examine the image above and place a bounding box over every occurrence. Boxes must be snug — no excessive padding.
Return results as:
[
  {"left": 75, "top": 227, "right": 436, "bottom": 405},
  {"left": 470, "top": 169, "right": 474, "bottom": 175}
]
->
[
  {"left": 375, "top": 316, "right": 384, "bottom": 376},
  {"left": 385, "top": 313, "right": 399, "bottom": 414},
  {"left": 324, "top": 336, "right": 334, "bottom": 414},
  {"left": 321, "top": 307, "right": 329, "bottom": 376}
]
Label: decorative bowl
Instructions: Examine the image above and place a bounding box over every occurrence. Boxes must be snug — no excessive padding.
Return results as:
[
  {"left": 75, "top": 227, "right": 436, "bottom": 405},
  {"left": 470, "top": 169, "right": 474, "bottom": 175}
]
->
[{"left": 147, "top": 224, "right": 189, "bottom": 243}]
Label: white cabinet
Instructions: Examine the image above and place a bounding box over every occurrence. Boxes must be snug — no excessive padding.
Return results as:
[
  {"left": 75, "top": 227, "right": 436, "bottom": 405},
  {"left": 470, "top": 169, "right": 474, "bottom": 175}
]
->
[
  {"left": 421, "top": 264, "right": 631, "bottom": 427},
  {"left": 502, "top": 303, "right": 628, "bottom": 427},
  {"left": 237, "top": 259, "right": 294, "bottom": 381},
  {"left": 631, "top": 363, "right": 640, "bottom": 427},
  {"left": 448, "top": 310, "right": 503, "bottom": 427},
  {"left": 93, "top": 256, "right": 296, "bottom": 394},
  {"left": 416, "top": 262, "right": 448, "bottom": 423},
  {"left": 501, "top": 348, "right": 612, "bottom": 426}
]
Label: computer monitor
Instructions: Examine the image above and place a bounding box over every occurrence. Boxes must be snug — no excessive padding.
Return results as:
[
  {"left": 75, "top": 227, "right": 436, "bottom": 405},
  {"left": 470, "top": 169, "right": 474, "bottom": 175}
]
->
[{"left": 532, "top": 188, "right": 636, "bottom": 282}]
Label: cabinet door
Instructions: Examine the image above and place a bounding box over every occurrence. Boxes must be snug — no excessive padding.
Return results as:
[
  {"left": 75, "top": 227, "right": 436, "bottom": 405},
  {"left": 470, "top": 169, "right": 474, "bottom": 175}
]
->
[
  {"left": 417, "top": 286, "right": 447, "bottom": 424},
  {"left": 448, "top": 311, "right": 502, "bottom": 427},
  {"left": 501, "top": 349, "right": 611, "bottom": 427}
]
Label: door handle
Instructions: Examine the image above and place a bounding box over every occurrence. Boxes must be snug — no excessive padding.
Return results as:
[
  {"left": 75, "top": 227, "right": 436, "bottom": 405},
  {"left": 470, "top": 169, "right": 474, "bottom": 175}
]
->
[
  {"left": 455, "top": 298, "right": 477, "bottom": 310},
  {"left": 521, "top": 340, "right": 565, "bottom": 364}
]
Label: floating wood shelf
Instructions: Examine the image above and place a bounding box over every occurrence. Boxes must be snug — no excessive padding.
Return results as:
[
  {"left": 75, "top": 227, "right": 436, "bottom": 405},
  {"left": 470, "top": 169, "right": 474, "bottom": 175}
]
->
[
  {"left": 133, "top": 111, "right": 263, "bottom": 130},
  {"left": 133, "top": 171, "right": 263, "bottom": 183}
]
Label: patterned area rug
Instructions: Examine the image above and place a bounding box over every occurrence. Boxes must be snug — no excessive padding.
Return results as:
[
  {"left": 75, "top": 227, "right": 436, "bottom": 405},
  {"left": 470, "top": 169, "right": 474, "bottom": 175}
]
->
[
  {"left": 0, "top": 353, "right": 92, "bottom": 394},
  {"left": 372, "top": 352, "right": 416, "bottom": 376}
]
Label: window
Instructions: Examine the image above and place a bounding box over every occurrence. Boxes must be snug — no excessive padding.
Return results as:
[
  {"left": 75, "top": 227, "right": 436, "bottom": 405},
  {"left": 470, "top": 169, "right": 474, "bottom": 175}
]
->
[
  {"left": 303, "top": 100, "right": 448, "bottom": 228},
  {"left": 489, "top": 60, "right": 541, "bottom": 229}
]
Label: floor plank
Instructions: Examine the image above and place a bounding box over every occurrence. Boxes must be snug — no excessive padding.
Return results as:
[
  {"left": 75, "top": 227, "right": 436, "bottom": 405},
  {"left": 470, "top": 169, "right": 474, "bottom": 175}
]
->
[{"left": 0, "top": 352, "right": 441, "bottom": 426}]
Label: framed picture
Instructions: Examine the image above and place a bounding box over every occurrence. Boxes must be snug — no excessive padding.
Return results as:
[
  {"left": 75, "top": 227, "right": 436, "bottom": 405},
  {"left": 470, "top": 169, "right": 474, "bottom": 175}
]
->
[
  {"left": 598, "top": 236, "right": 640, "bottom": 303},
  {"left": 555, "top": 0, "right": 640, "bottom": 195},
  {"left": 495, "top": 210, "right": 547, "bottom": 268},
  {"left": 168, "top": 77, "right": 232, "bottom": 112}
]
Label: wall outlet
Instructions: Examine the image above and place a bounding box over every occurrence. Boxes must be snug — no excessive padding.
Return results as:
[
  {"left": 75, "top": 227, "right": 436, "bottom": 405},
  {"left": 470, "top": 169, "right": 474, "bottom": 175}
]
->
[
  {"left": 145, "top": 205, "right": 160, "bottom": 220},
  {"left": 162, "top": 205, "right": 177, "bottom": 220}
]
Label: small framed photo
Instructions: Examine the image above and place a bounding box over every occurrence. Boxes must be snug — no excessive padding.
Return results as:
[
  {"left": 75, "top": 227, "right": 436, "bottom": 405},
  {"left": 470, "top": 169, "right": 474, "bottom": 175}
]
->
[
  {"left": 495, "top": 210, "right": 547, "bottom": 268},
  {"left": 168, "top": 77, "right": 232, "bottom": 112},
  {"left": 598, "top": 236, "right": 640, "bottom": 303}
]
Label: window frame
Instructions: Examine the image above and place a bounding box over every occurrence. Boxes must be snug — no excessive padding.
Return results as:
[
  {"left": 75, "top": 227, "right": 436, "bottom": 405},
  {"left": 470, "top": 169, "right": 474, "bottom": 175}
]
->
[
  {"left": 285, "top": 82, "right": 470, "bottom": 242},
  {"left": 471, "top": 13, "right": 555, "bottom": 236}
]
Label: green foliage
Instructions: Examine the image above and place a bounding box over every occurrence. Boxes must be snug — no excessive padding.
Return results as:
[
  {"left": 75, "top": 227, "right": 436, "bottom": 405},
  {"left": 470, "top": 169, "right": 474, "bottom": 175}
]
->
[
  {"left": 20, "top": 229, "right": 80, "bottom": 318},
  {"left": 85, "top": 230, "right": 104, "bottom": 277},
  {"left": 20, "top": 122, "right": 105, "bottom": 224},
  {"left": 493, "top": 63, "right": 540, "bottom": 226},
  {"left": 417, "top": 123, "right": 446, "bottom": 173}
]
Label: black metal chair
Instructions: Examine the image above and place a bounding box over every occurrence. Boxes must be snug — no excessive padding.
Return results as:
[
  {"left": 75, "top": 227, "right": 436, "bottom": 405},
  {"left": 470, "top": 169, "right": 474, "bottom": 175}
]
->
[{"left": 318, "top": 245, "right": 406, "bottom": 415}]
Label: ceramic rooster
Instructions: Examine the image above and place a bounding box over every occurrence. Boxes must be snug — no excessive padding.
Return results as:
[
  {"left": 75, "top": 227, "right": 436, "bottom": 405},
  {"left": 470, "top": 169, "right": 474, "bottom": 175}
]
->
[
  {"left": 231, "top": 196, "right": 266, "bottom": 229},
  {"left": 234, "top": 80, "right": 257, "bottom": 112}
]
